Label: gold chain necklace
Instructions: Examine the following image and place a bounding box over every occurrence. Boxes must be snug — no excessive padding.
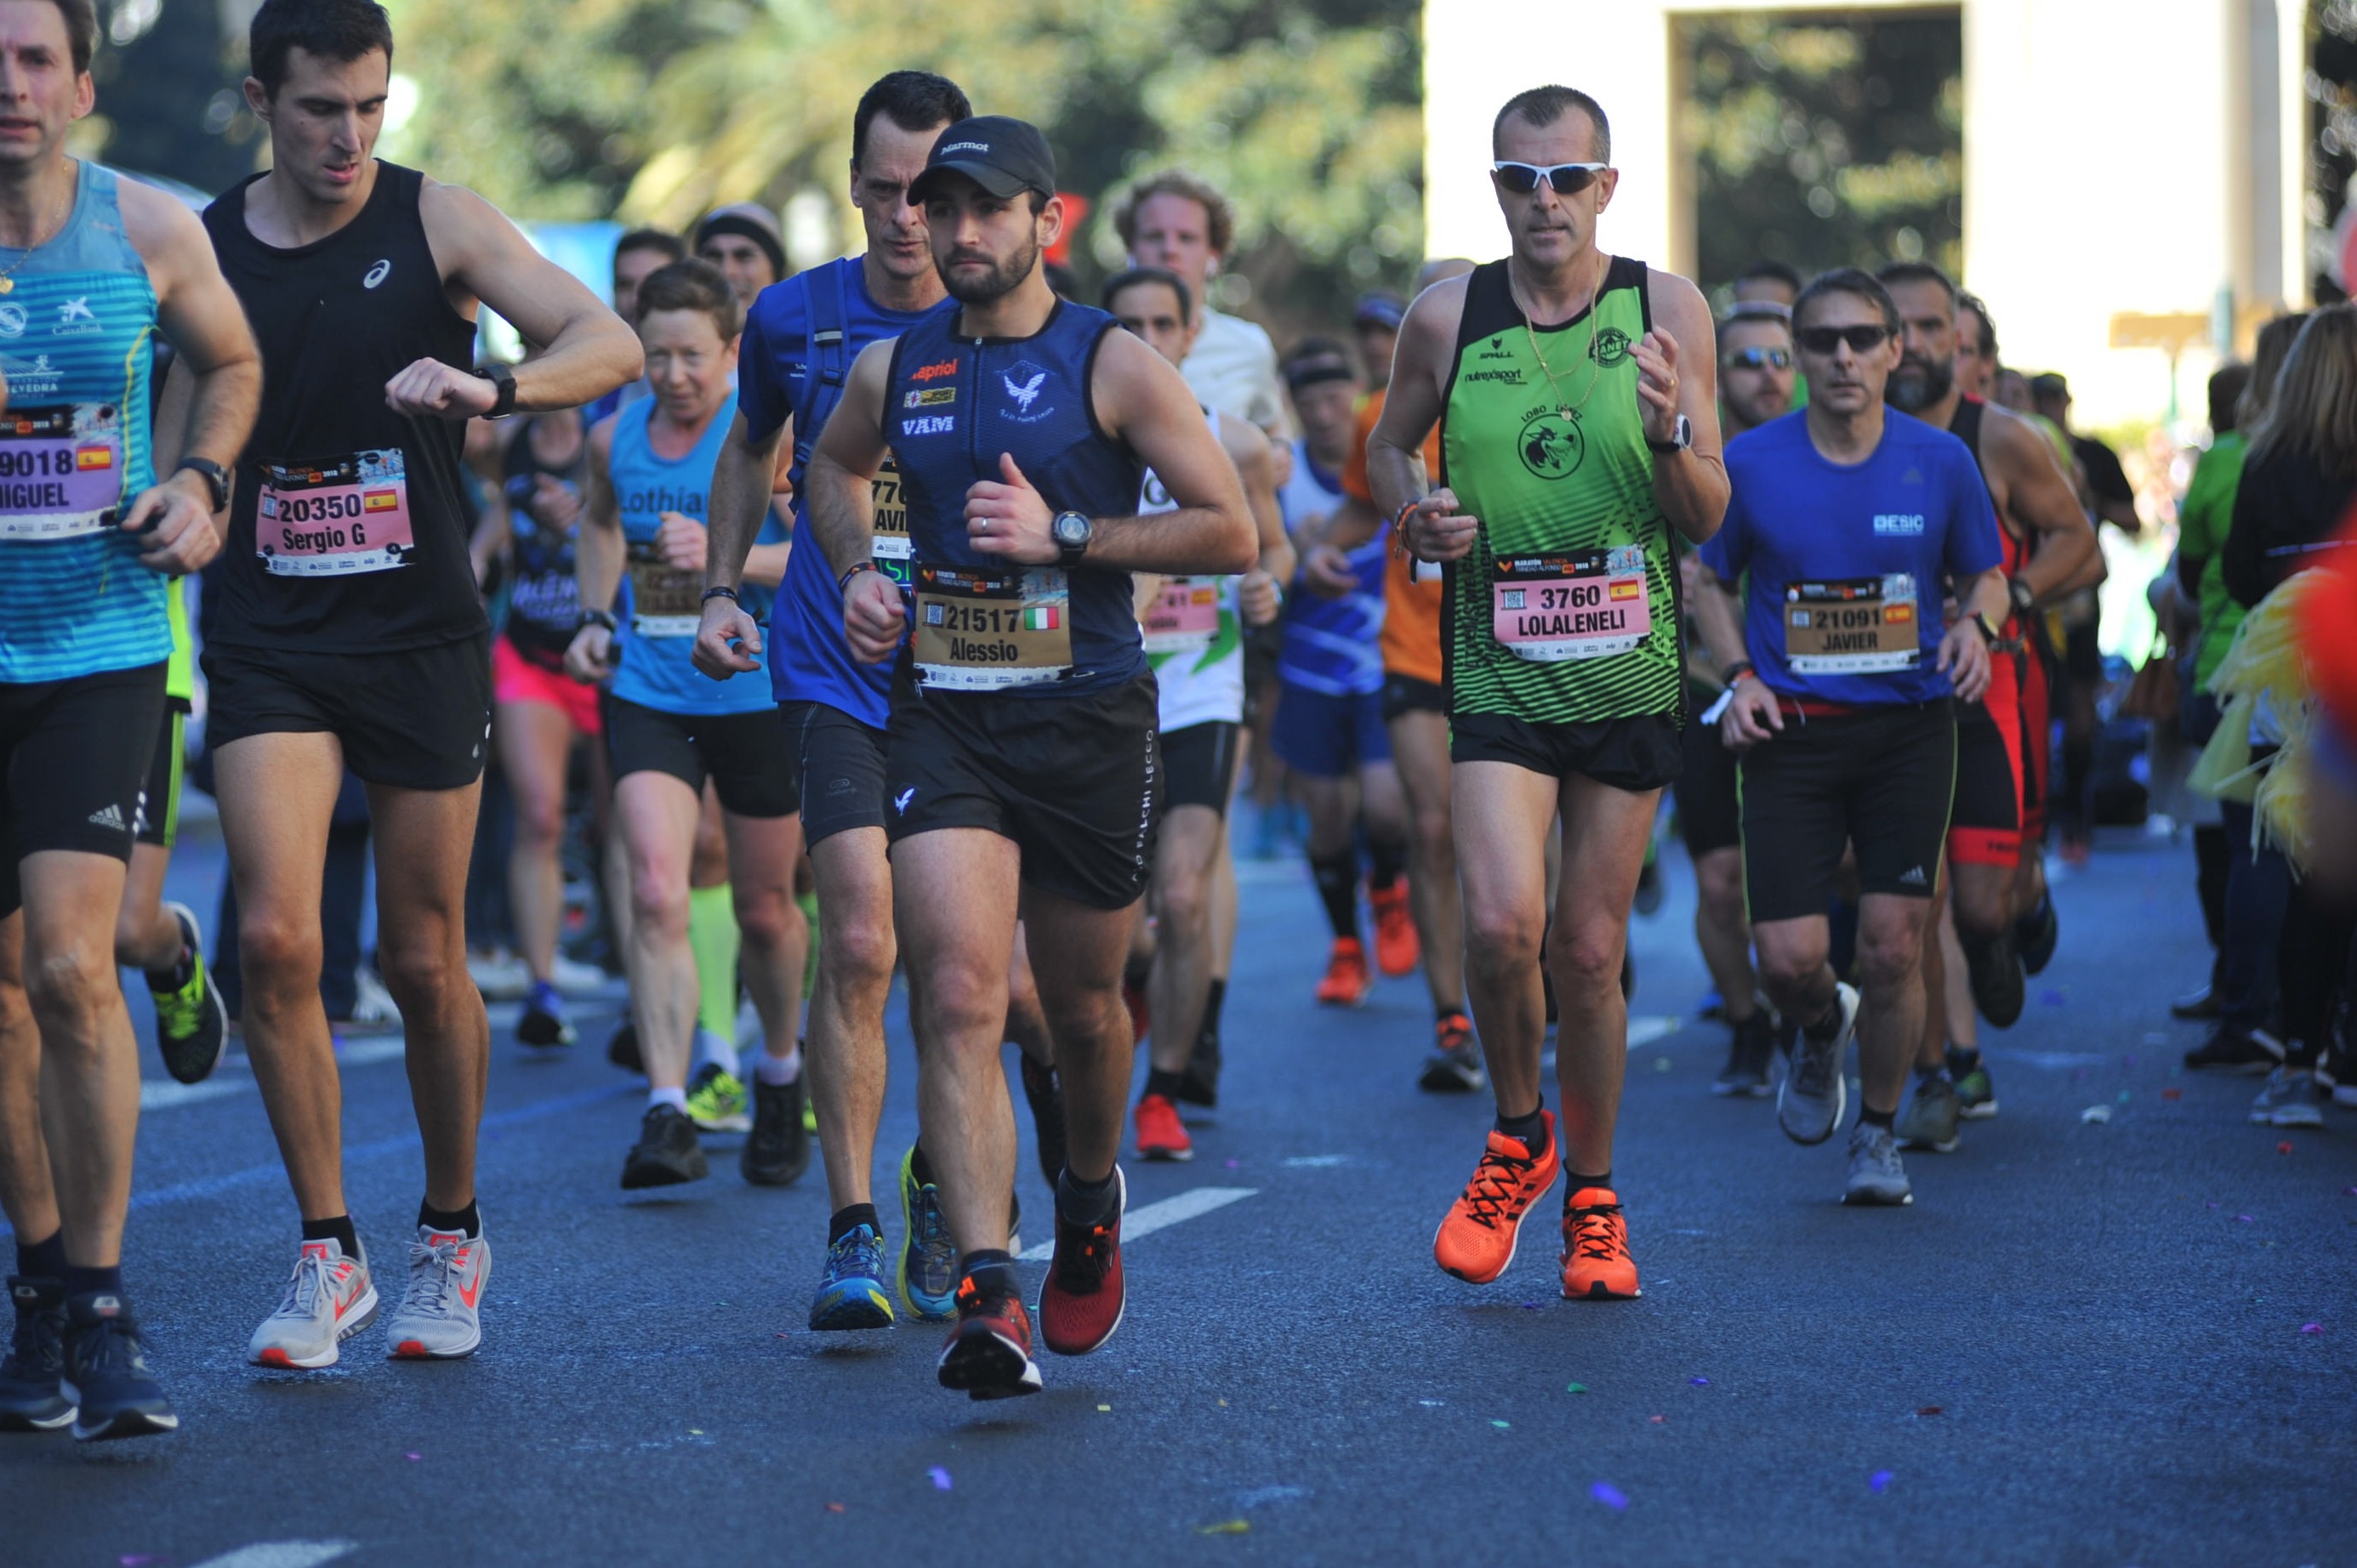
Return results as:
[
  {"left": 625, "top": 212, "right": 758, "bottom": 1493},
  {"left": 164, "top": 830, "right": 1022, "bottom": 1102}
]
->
[
  {"left": 0, "top": 176, "right": 72, "bottom": 295},
  {"left": 1517, "top": 252, "right": 1606, "bottom": 423}
]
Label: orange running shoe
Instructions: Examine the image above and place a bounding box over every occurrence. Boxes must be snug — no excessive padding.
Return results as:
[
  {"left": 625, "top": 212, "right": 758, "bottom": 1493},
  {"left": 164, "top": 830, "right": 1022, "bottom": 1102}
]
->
[
  {"left": 1560, "top": 1187, "right": 1642, "bottom": 1300},
  {"left": 1371, "top": 878, "right": 1419, "bottom": 977},
  {"left": 1314, "top": 938, "right": 1373, "bottom": 1007},
  {"left": 1134, "top": 1092, "right": 1193, "bottom": 1162},
  {"left": 1432, "top": 1111, "right": 1562, "bottom": 1283}
]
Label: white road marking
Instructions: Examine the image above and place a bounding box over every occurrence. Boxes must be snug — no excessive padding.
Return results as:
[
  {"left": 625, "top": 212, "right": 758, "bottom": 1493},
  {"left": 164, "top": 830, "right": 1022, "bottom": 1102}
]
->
[
  {"left": 1625, "top": 1016, "right": 1678, "bottom": 1048},
  {"left": 190, "top": 1542, "right": 357, "bottom": 1568},
  {"left": 1016, "top": 1186, "right": 1256, "bottom": 1262},
  {"left": 138, "top": 1031, "right": 481, "bottom": 1113}
]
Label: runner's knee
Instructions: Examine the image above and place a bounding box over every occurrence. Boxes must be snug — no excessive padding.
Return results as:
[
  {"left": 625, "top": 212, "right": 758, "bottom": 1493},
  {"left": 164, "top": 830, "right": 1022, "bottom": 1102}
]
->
[{"left": 25, "top": 942, "right": 114, "bottom": 1038}]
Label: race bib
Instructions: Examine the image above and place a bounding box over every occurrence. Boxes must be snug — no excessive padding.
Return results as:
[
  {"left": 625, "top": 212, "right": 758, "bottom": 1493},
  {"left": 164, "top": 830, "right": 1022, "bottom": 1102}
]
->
[
  {"left": 0, "top": 402, "right": 125, "bottom": 540},
  {"left": 1141, "top": 576, "right": 1221, "bottom": 654},
  {"left": 257, "top": 449, "right": 414, "bottom": 577},
  {"left": 870, "top": 459, "right": 912, "bottom": 582},
  {"left": 1785, "top": 574, "right": 1920, "bottom": 673},
  {"left": 1490, "top": 547, "right": 1651, "bottom": 662},
  {"left": 627, "top": 539, "right": 702, "bottom": 638},
  {"left": 914, "top": 563, "right": 1073, "bottom": 690}
]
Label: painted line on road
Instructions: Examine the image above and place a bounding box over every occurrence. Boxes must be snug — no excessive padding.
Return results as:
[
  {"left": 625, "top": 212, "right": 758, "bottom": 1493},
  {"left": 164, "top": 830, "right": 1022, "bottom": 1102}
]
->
[
  {"left": 138, "top": 1022, "right": 527, "bottom": 1114},
  {"left": 1016, "top": 1186, "right": 1256, "bottom": 1262},
  {"left": 190, "top": 1542, "right": 356, "bottom": 1568},
  {"left": 1625, "top": 1016, "right": 1678, "bottom": 1048}
]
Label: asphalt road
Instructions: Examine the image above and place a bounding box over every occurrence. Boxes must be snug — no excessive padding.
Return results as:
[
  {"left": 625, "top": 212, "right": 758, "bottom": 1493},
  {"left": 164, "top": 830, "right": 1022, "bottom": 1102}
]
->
[{"left": 5, "top": 815, "right": 2354, "bottom": 1568}]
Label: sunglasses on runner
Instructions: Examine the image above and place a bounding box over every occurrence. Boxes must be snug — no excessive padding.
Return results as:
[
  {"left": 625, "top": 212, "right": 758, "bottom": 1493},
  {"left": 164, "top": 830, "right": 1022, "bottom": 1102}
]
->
[
  {"left": 1491, "top": 161, "right": 1608, "bottom": 196},
  {"left": 1795, "top": 324, "right": 1892, "bottom": 355},
  {"left": 1724, "top": 345, "right": 1792, "bottom": 370}
]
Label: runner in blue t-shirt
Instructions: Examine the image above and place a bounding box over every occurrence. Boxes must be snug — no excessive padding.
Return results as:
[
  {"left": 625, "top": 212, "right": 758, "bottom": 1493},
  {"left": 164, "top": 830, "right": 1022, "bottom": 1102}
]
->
[{"left": 1690, "top": 268, "right": 2006, "bottom": 1211}]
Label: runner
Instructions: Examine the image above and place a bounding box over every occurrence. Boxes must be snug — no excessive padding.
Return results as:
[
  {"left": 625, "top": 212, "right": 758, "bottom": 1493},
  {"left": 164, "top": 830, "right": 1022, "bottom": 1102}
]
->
[
  {"left": 1876, "top": 264, "right": 2096, "bottom": 1146},
  {"left": 582, "top": 227, "right": 683, "bottom": 427},
  {"left": 1688, "top": 306, "right": 1793, "bottom": 1095},
  {"left": 208, "top": 0, "right": 640, "bottom": 1369},
  {"left": 565, "top": 258, "right": 807, "bottom": 1190},
  {"left": 1692, "top": 267, "right": 2004, "bottom": 1204},
  {"left": 0, "top": 0, "right": 261, "bottom": 1436},
  {"left": 1374, "top": 87, "right": 1727, "bottom": 1296},
  {"left": 771, "top": 116, "right": 1255, "bottom": 1397},
  {"left": 1731, "top": 259, "right": 1801, "bottom": 313},
  {"left": 1276, "top": 338, "right": 1415, "bottom": 1007},
  {"left": 1101, "top": 264, "right": 1290, "bottom": 1162},
  {"left": 693, "top": 71, "right": 995, "bottom": 1330},
  {"left": 695, "top": 202, "right": 784, "bottom": 312},
  {"left": 1953, "top": 291, "right": 1995, "bottom": 400},
  {"left": 1113, "top": 169, "right": 1288, "bottom": 445},
  {"left": 1352, "top": 291, "right": 1406, "bottom": 391}
]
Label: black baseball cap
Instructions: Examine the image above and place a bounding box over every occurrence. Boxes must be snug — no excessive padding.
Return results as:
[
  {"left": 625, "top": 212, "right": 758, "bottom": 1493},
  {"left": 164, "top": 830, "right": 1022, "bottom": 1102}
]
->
[{"left": 908, "top": 116, "right": 1057, "bottom": 205}]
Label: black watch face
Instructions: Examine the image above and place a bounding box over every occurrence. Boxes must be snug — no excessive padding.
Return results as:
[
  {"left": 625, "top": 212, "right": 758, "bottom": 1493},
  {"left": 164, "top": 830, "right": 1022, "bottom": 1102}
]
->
[{"left": 1055, "top": 513, "right": 1089, "bottom": 548}]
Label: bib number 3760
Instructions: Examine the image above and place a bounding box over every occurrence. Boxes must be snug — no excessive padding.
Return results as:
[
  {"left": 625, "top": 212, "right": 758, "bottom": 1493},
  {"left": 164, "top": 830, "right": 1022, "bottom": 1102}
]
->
[
  {"left": 257, "top": 448, "right": 415, "bottom": 577},
  {"left": 1490, "top": 547, "right": 1651, "bottom": 662}
]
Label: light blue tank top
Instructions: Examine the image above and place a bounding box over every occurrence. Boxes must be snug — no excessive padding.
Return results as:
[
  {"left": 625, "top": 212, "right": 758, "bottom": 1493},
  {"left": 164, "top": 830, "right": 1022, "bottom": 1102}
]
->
[
  {"left": 607, "top": 392, "right": 778, "bottom": 714},
  {"left": 0, "top": 162, "right": 164, "bottom": 684}
]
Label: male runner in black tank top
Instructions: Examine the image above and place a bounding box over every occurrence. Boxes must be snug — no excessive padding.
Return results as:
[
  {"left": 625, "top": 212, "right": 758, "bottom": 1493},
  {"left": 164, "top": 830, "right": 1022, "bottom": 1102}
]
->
[
  {"left": 193, "top": 1, "right": 640, "bottom": 1373},
  {"left": 1875, "top": 265, "right": 2093, "bottom": 1150}
]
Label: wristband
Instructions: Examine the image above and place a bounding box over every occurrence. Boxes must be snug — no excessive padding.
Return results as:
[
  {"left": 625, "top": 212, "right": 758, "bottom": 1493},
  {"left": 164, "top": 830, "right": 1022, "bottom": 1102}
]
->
[
  {"left": 701, "top": 586, "right": 739, "bottom": 605},
  {"left": 1721, "top": 660, "right": 1756, "bottom": 687},
  {"left": 578, "top": 608, "right": 616, "bottom": 633},
  {"left": 1971, "top": 612, "right": 2001, "bottom": 645},
  {"left": 840, "top": 560, "right": 880, "bottom": 593}
]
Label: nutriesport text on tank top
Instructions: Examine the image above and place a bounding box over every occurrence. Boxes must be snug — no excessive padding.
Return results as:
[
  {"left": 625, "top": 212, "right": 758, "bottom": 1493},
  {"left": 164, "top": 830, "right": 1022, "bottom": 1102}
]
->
[{"left": 200, "top": 163, "right": 486, "bottom": 653}]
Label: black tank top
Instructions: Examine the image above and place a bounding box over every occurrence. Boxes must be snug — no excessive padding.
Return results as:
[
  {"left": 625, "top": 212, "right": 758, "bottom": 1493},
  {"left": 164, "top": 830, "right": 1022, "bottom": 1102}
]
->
[
  {"left": 498, "top": 415, "right": 585, "bottom": 669},
  {"left": 201, "top": 162, "right": 486, "bottom": 652}
]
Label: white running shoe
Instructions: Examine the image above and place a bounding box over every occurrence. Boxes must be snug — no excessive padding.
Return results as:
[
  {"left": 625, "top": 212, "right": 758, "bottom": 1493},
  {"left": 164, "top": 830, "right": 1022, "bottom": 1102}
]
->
[
  {"left": 248, "top": 1237, "right": 379, "bottom": 1369},
  {"left": 384, "top": 1224, "right": 491, "bottom": 1360}
]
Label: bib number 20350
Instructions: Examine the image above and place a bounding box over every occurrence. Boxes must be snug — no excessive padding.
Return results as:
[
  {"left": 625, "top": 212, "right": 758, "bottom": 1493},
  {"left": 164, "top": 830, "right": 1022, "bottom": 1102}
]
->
[
  {"left": 1490, "top": 547, "right": 1651, "bottom": 662},
  {"left": 257, "top": 448, "right": 414, "bottom": 577},
  {"left": 914, "top": 563, "right": 1073, "bottom": 690}
]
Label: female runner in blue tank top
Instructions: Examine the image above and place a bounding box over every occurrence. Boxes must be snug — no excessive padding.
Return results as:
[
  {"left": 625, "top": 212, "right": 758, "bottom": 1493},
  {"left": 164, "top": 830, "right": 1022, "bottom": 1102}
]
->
[{"left": 566, "top": 259, "right": 809, "bottom": 1191}]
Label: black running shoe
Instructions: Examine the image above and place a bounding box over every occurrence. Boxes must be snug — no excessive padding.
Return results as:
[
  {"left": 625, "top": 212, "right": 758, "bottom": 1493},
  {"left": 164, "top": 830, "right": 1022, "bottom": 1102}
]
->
[
  {"left": 150, "top": 901, "right": 227, "bottom": 1086},
  {"left": 1961, "top": 927, "right": 2026, "bottom": 1029},
  {"left": 1019, "top": 1053, "right": 1067, "bottom": 1190},
  {"left": 740, "top": 1076, "right": 810, "bottom": 1187},
  {"left": 606, "top": 1019, "right": 643, "bottom": 1073},
  {"left": 1177, "top": 1025, "right": 1221, "bottom": 1109},
  {"left": 515, "top": 981, "right": 576, "bottom": 1050},
  {"left": 2014, "top": 889, "right": 2058, "bottom": 976},
  {"left": 2170, "top": 986, "right": 2222, "bottom": 1021},
  {"left": 1419, "top": 1012, "right": 1486, "bottom": 1094},
  {"left": 61, "top": 1292, "right": 175, "bottom": 1441},
  {"left": 1712, "top": 1010, "right": 1778, "bottom": 1098},
  {"left": 620, "top": 1104, "right": 709, "bottom": 1189},
  {"left": 2183, "top": 1025, "right": 2286, "bottom": 1075},
  {"left": 937, "top": 1273, "right": 1043, "bottom": 1400},
  {"left": 0, "top": 1275, "right": 71, "bottom": 1432}
]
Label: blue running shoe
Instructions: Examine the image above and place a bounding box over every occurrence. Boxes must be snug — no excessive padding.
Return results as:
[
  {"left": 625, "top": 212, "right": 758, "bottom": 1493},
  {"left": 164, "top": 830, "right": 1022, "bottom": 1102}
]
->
[
  {"left": 808, "top": 1225, "right": 893, "bottom": 1332},
  {"left": 898, "top": 1146, "right": 957, "bottom": 1321}
]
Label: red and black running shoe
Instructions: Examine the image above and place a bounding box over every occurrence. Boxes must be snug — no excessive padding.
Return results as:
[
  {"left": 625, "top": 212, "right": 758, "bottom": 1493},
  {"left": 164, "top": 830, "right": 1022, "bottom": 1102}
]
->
[
  {"left": 936, "top": 1272, "right": 1042, "bottom": 1400},
  {"left": 1038, "top": 1167, "right": 1126, "bottom": 1357}
]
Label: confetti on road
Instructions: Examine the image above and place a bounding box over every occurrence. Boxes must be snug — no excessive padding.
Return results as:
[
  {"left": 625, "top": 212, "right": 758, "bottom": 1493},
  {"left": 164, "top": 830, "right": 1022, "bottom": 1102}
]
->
[
  {"left": 1916, "top": 1406, "right": 1944, "bottom": 1417},
  {"left": 1097, "top": 1404, "right": 1113, "bottom": 1412},
  {"left": 1492, "top": 1420, "right": 1511, "bottom": 1429},
  {"left": 825, "top": 1503, "right": 845, "bottom": 1514},
  {"left": 1870, "top": 1470, "right": 1893, "bottom": 1493},
  {"left": 1197, "top": 1520, "right": 1250, "bottom": 1535},
  {"left": 1688, "top": 1378, "right": 1710, "bottom": 1386},
  {"left": 404, "top": 1453, "right": 420, "bottom": 1463},
  {"left": 1654, "top": 1056, "right": 1672, "bottom": 1072},
  {"left": 2162, "top": 1088, "right": 2182, "bottom": 1100},
  {"left": 2080, "top": 1105, "right": 2113, "bottom": 1124},
  {"left": 2301, "top": 1322, "right": 2325, "bottom": 1334},
  {"left": 1649, "top": 1415, "right": 1666, "bottom": 1424},
  {"left": 928, "top": 1468, "right": 952, "bottom": 1491},
  {"left": 1591, "top": 1482, "right": 1629, "bottom": 1512},
  {"left": 1565, "top": 1383, "right": 1589, "bottom": 1394}
]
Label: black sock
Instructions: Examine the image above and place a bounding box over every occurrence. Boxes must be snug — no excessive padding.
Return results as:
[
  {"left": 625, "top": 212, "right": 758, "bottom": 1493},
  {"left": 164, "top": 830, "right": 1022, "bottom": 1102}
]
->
[
  {"left": 1123, "top": 952, "right": 1153, "bottom": 990},
  {"left": 1802, "top": 999, "right": 1845, "bottom": 1043},
  {"left": 1198, "top": 978, "right": 1227, "bottom": 1044},
  {"left": 1057, "top": 1167, "right": 1119, "bottom": 1228},
  {"left": 1946, "top": 1044, "right": 1981, "bottom": 1076},
  {"left": 1859, "top": 1106, "right": 1896, "bottom": 1131},
  {"left": 908, "top": 1141, "right": 937, "bottom": 1187},
  {"left": 1368, "top": 834, "right": 1407, "bottom": 891},
  {"left": 63, "top": 1264, "right": 122, "bottom": 1301},
  {"left": 300, "top": 1214, "right": 361, "bottom": 1259},
  {"left": 1437, "top": 1000, "right": 1469, "bottom": 1022},
  {"left": 1564, "top": 1171, "right": 1613, "bottom": 1204},
  {"left": 1145, "top": 1067, "right": 1190, "bottom": 1101},
  {"left": 145, "top": 943, "right": 194, "bottom": 991},
  {"left": 1310, "top": 849, "right": 1359, "bottom": 941},
  {"left": 957, "top": 1248, "right": 1017, "bottom": 1298},
  {"left": 15, "top": 1229, "right": 65, "bottom": 1281},
  {"left": 829, "top": 1202, "right": 880, "bottom": 1244},
  {"left": 418, "top": 1199, "right": 481, "bottom": 1239},
  {"left": 1495, "top": 1102, "right": 1548, "bottom": 1156}
]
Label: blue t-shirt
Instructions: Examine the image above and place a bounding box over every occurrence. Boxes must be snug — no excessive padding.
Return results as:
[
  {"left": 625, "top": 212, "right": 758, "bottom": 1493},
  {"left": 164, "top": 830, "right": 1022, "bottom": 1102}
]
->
[
  {"left": 606, "top": 392, "right": 782, "bottom": 715},
  {"left": 1276, "top": 440, "right": 1386, "bottom": 697},
  {"left": 1701, "top": 409, "right": 2001, "bottom": 707},
  {"left": 741, "top": 257, "right": 948, "bottom": 727}
]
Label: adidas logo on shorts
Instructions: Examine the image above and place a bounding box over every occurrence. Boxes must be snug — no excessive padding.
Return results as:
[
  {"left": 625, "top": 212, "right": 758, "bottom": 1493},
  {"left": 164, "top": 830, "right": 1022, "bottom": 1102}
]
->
[
  {"left": 87, "top": 803, "right": 127, "bottom": 831},
  {"left": 1898, "top": 865, "right": 1927, "bottom": 886}
]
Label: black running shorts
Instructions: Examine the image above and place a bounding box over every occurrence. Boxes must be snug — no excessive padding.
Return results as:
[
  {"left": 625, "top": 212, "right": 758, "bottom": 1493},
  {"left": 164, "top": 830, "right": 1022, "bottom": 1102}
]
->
[
  {"left": 0, "top": 662, "right": 168, "bottom": 918},
  {"left": 1161, "top": 720, "right": 1241, "bottom": 817},
  {"left": 1450, "top": 708, "right": 1682, "bottom": 793},
  {"left": 1380, "top": 673, "right": 1448, "bottom": 724},
  {"left": 604, "top": 693, "right": 800, "bottom": 820},
  {"left": 134, "top": 701, "right": 191, "bottom": 849},
  {"left": 1946, "top": 699, "right": 2022, "bottom": 868},
  {"left": 1737, "top": 699, "right": 1956, "bottom": 924},
  {"left": 203, "top": 632, "right": 492, "bottom": 792},
  {"left": 1671, "top": 696, "right": 1741, "bottom": 858},
  {"left": 788, "top": 699, "right": 888, "bottom": 846},
  {"left": 884, "top": 665, "right": 1162, "bottom": 911}
]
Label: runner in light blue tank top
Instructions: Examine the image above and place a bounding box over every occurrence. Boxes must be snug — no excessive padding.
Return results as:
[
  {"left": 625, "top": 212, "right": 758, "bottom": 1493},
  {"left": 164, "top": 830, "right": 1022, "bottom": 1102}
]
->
[{"left": 0, "top": 161, "right": 163, "bottom": 682}]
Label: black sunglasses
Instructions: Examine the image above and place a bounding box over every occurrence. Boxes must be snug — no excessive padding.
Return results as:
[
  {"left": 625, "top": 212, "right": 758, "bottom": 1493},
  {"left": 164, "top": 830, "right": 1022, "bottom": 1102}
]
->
[
  {"left": 1491, "top": 161, "right": 1608, "bottom": 196},
  {"left": 1795, "top": 324, "right": 1892, "bottom": 355},
  {"left": 1725, "top": 346, "right": 1792, "bottom": 371}
]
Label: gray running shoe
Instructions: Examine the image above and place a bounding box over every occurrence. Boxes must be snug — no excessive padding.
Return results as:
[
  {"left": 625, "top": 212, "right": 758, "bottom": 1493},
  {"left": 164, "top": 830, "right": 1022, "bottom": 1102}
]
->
[
  {"left": 2249, "top": 1067, "right": 2324, "bottom": 1128},
  {"left": 1777, "top": 983, "right": 1857, "bottom": 1146},
  {"left": 248, "top": 1236, "right": 378, "bottom": 1369},
  {"left": 385, "top": 1224, "right": 490, "bottom": 1360},
  {"left": 1842, "top": 1121, "right": 1913, "bottom": 1207},
  {"left": 1896, "top": 1071, "right": 1961, "bottom": 1153}
]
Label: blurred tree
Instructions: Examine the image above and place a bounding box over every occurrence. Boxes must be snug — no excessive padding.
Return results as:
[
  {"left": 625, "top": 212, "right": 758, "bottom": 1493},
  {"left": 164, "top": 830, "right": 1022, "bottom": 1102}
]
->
[
  {"left": 2309, "top": 0, "right": 2357, "bottom": 303},
  {"left": 73, "top": 0, "right": 259, "bottom": 196},
  {"left": 1678, "top": 10, "right": 1962, "bottom": 302},
  {"left": 384, "top": 0, "right": 1421, "bottom": 341}
]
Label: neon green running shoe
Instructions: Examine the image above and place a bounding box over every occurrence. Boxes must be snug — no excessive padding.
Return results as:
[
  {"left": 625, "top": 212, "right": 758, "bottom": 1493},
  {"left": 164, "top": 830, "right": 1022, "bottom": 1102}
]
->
[
  {"left": 684, "top": 1063, "right": 749, "bottom": 1132},
  {"left": 150, "top": 901, "right": 226, "bottom": 1086}
]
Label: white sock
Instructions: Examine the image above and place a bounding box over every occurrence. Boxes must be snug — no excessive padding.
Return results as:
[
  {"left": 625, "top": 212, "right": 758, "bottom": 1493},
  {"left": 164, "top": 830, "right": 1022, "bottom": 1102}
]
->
[
  {"left": 649, "top": 1086, "right": 688, "bottom": 1112},
  {"left": 692, "top": 1025, "right": 740, "bottom": 1079},
  {"left": 755, "top": 1046, "right": 801, "bottom": 1086}
]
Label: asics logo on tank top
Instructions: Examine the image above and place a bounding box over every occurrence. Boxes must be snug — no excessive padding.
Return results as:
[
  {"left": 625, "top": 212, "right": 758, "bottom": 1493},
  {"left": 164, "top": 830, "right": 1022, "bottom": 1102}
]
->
[{"left": 363, "top": 259, "right": 391, "bottom": 289}]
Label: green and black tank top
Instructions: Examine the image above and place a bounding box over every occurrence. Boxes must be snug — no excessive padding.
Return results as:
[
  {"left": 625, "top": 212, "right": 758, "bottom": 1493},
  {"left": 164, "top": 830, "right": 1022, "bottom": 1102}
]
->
[{"left": 1439, "top": 256, "right": 1682, "bottom": 724}]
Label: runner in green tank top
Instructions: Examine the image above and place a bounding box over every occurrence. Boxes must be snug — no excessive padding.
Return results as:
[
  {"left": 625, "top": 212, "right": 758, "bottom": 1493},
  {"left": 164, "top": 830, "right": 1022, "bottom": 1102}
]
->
[{"left": 1368, "top": 86, "right": 1728, "bottom": 1310}]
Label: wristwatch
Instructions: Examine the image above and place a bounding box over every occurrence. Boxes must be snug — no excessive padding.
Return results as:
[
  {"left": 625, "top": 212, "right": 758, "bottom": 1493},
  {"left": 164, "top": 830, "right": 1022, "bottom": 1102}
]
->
[
  {"left": 474, "top": 360, "right": 519, "bottom": 420},
  {"left": 578, "top": 607, "right": 617, "bottom": 633},
  {"left": 1051, "top": 509, "right": 1093, "bottom": 566},
  {"left": 174, "top": 456, "right": 229, "bottom": 512},
  {"left": 2007, "top": 575, "right": 2036, "bottom": 616},
  {"left": 1971, "top": 612, "right": 2001, "bottom": 645},
  {"left": 1646, "top": 413, "right": 1693, "bottom": 456}
]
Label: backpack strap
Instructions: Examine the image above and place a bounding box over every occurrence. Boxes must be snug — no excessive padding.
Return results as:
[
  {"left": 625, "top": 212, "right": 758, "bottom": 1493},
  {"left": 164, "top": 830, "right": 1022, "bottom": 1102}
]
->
[{"left": 790, "top": 258, "right": 852, "bottom": 469}]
